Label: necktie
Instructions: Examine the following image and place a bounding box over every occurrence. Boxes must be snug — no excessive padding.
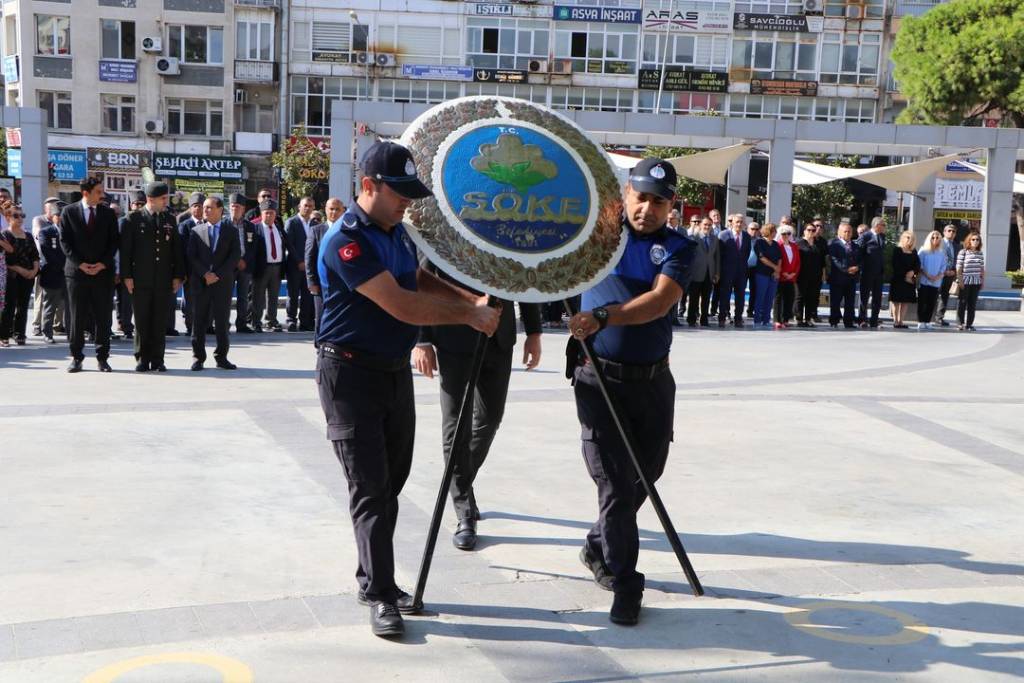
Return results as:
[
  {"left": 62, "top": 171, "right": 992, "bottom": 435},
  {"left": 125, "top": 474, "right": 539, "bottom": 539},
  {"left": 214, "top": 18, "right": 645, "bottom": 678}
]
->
[
  {"left": 86, "top": 206, "right": 95, "bottom": 233},
  {"left": 269, "top": 225, "right": 277, "bottom": 260},
  {"left": 704, "top": 235, "right": 710, "bottom": 250},
  {"left": 210, "top": 223, "right": 218, "bottom": 251}
]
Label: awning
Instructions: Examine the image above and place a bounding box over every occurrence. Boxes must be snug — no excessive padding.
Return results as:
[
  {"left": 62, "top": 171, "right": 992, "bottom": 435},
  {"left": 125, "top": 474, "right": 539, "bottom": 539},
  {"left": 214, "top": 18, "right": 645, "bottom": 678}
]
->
[
  {"left": 958, "top": 160, "right": 1024, "bottom": 194},
  {"left": 666, "top": 143, "right": 756, "bottom": 184},
  {"left": 792, "top": 153, "right": 967, "bottom": 193}
]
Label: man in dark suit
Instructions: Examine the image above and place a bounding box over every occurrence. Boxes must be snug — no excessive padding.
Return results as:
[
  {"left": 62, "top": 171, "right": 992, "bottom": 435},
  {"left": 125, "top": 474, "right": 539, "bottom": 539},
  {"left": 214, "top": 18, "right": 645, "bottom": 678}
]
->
[
  {"left": 186, "top": 196, "right": 241, "bottom": 370},
  {"left": 284, "top": 196, "right": 316, "bottom": 332},
  {"left": 114, "top": 191, "right": 146, "bottom": 340},
  {"left": 120, "top": 182, "right": 185, "bottom": 372},
  {"left": 855, "top": 216, "right": 887, "bottom": 328},
  {"left": 412, "top": 263, "right": 542, "bottom": 550},
  {"left": 686, "top": 216, "right": 719, "bottom": 327},
  {"left": 716, "top": 217, "right": 751, "bottom": 328},
  {"left": 828, "top": 221, "right": 861, "bottom": 329},
  {"left": 305, "top": 197, "right": 344, "bottom": 343},
  {"left": 250, "top": 199, "right": 286, "bottom": 332},
  {"left": 228, "top": 193, "right": 261, "bottom": 333},
  {"left": 60, "top": 176, "right": 119, "bottom": 372},
  {"left": 175, "top": 193, "right": 206, "bottom": 335}
]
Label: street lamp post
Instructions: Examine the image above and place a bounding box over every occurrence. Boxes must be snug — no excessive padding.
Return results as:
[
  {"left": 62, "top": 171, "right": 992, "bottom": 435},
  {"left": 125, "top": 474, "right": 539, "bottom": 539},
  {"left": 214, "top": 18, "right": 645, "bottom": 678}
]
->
[
  {"left": 349, "top": 10, "right": 370, "bottom": 101},
  {"left": 654, "top": 0, "right": 674, "bottom": 115}
]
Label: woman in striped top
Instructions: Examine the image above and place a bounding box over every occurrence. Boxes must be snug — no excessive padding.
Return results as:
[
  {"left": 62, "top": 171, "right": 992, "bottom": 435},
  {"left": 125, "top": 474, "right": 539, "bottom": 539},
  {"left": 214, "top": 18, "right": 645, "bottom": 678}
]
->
[{"left": 956, "top": 231, "right": 984, "bottom": 331}]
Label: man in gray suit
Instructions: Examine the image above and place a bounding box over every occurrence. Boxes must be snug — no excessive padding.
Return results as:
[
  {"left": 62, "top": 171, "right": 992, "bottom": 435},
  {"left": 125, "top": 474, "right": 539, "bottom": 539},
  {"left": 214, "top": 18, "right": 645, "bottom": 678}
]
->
[
  {"left": 186, "top": 196, "right": 241, "bottom": 370},
  {"left": 686, "top": 216, "right": 720, "bottom": 327},
  {"left": 412, "top": 263, "right": 542, "bottom": 551}
]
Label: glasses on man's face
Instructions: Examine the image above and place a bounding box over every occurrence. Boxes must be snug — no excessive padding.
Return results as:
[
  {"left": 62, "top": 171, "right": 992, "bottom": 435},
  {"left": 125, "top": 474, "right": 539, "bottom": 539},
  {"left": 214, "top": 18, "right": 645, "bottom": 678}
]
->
[{"left": 11, "top": 213, "right": 24, "bottom": 218}]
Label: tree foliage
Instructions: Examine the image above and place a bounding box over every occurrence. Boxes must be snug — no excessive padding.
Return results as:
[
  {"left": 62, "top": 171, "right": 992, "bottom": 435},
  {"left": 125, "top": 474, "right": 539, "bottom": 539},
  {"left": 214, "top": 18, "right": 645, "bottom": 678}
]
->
[
  {"left": 891, "top": 0, "right": 1024, "bottom": 127},
  {"left": 790, "top": 155, "right": 857, "bottom": 227},
  {"left": 270, "top": 126, "right": 329, "bottom": 203},
  {"left": 643, "top": 145, "right": 712, "bottom": 207}
]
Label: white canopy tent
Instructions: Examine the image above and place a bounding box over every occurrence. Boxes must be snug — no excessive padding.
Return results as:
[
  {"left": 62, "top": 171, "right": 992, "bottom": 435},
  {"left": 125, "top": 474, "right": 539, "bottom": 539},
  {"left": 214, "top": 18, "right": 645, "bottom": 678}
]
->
[
  {"left": 607, "top": 144, "right": 756, "bottom": 185},
  {"left": 791, "top": 153, "right": 969, "bottom": 193},
  {"left": 959, "top": 160, "right": 1024, "bottom": 194}
]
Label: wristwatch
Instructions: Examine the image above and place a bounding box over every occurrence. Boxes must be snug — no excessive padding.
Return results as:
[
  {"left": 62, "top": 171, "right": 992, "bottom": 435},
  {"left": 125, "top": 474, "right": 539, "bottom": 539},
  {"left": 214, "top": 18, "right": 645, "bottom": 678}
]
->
[{"left": 592, "top": 306, "right": 609, "bottom": 330}]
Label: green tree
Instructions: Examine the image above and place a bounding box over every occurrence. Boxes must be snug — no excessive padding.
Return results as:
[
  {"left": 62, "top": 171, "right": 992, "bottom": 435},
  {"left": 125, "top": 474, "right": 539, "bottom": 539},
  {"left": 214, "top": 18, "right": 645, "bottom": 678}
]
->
[
  {"left": 790, "top": 155, "right": 857, "bottom": 228},
  {"left": 891, "top": 0, "right": 1024, "bottom": 127},
  {"left": 643, "top": 145, "right": 712, "bottom": 207},
  {"left": 270, "top": 125, "right": 329, "bottom": 205}
]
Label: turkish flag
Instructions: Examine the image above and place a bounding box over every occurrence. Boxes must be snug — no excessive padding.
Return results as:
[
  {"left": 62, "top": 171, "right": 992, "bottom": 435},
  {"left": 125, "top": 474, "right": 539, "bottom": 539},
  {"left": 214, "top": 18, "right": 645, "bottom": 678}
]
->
[{"left": 339, "top": 242, "right": 361, "bottom": 262}]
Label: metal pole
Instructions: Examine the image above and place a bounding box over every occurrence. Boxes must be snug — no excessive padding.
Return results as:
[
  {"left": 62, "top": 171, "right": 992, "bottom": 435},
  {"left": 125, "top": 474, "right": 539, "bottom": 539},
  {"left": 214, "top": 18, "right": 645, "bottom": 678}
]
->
[
  {"left": 654, "top": 0, "right": 674, "bottom": 115},
  {"left": 563, "top": 299, "right": 704, "bottom": 597}
]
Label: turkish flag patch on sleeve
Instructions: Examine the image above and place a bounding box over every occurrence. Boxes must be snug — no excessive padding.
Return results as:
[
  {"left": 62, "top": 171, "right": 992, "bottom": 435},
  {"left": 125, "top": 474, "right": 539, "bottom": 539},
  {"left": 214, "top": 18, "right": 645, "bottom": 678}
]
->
[{"left": 339, "top": 242, "right": 361, "bottom": 262}]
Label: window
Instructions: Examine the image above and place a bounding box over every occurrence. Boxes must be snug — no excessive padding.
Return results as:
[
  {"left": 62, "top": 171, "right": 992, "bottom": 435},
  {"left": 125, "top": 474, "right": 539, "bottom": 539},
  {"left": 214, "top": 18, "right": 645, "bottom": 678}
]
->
[
  {"left": 235, "top": 102, "right": 276, "bottom": 133},
  {"left": 377, "top": 25, "right": 461, "bottom": 66},
  {"left": 308, "top": 22, "right": 368, "bottom": 62},
  {"left": 554, "top": 22, "right": 638, "bottom": 74},
  {"left": 550, "top": 86, "right": 635, "bottom": 112},
  {"left": 731, "top": 31, "right": 817, "bottom": 80},
  {"left": 168, "top": 25, "right": 223, "bottom": 65},
  {"left": 734, "top": 0, "right": 802, "bottom": 12},
  {"left": 466, "top": 18, "right": 548, "bottom": 70},
  {"left": 290, "top": 76, "right": 369, "bottom": 136},
  {"left": 825, "top": 0, "right": 884, "bottom": 19},
  {"left": 291, "top": 21, "right": 310, "bottom": 61},
  {"left": 638, "top": 91, "right": 723, "bottom": 114},
  {"left": 166, "top": 98, "right": 223, "bottom": 136},
  {"left": 377, "top": 78, "right": 461, "bottom": 104},
  {"left": 36, "top": 15, "right": 70, "bottom": 55},
  {"left": 641, "top": 33, "right": 728, "bottom": 70},
  {"left": 820, "top": 32, "right": 880, "bottom": 85},
  {"left": 101, "top": 20, "right": 135, "bottom": 60},
  {"left": 727, "top": 95, "right": 874, "bottom": 122},
  {"left": 236, "top": 20, "right": 273, "bottom": 61},
  {"left": 38, "top": 91, "right": 72, "bottom": 129},
  {"left": 101, "top": 94, "right": 135, "bottom": 133},
  {"left": 5, "top": 15, "right": 18, "bottom": 56}
]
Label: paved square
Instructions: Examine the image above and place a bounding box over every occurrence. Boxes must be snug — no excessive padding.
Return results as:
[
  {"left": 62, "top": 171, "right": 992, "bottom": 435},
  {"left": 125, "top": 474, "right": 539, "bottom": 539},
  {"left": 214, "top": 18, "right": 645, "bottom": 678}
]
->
[{"left": 1, "top": 315, "right": 1023, "bottom": 682}]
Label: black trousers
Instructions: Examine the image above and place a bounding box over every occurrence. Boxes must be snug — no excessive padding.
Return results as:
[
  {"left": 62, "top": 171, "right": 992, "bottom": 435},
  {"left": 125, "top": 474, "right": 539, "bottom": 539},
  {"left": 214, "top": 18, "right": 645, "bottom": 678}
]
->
[
  {"left": 686, "top": 277, "right": 712, "bottom": 325},
  {"left": 573, "top": 362, "right": 674, "bottom": 595},
  {"left": 191, "top": 281, "right": 233, "bottom": 363},
  {"left": 436, "top": 344, "right": 514, "bottom": 521},
  {"left": 252, "top": 264, "right": 281, "bottom": 328},
  {"left": 67, "top": 275, "right": 113, "bottom": 361},
  {"left": 717, "top": 273, "right": 746, "bottom": 321},
  {"left": 316, "top": 351, "right": 415, "bottom": 603},
  {"left": 957, "top": 284, "right": 981, "bottom": 327},
  {"left": 795, "top": 277, "right": 821, "bottom": 322},
  {"left": 133, "top": 285, "right": 172, "bottom": 366},
  {"left": 829, "top": 280, "right": 856, "bottom": 327},
  {"left": 116, "top": 281, "right": 134, "bottom": 334},
  {"left": 234, "top": 270, "right": 252, "bottom": 329},
  {"left": 935, "top": 275, "right": 955, "bottom": 322},
  {"left": 774, "top": 281, "right": 795, "bottom": 323},
  {"left": 285, "top": 265, "right": 314, "bottom": 329},
  {"left": 312, "top": 294, "right": 323, "bottom": 344},
  {"left": 858, "top": 272, "right": 883, "bottom": 325},
  {"left": 41, "top": 285, "right": 68, "bottom": 339},
  {"left": 0, "top": 275, "right": 33, "bottom": 340},
  {"left": 917, "top": 285, "right": 940, "bottom": 325},
  {"left": 745, "top": 266, "right": 758, "bottom": 318}
]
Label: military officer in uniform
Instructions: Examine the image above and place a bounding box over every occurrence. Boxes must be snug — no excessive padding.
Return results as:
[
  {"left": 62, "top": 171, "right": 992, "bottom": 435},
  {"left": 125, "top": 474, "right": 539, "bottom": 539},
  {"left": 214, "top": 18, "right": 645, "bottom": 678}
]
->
[
  {"left": 229, "top": 194, "right": 261, "bottom": 333},
  {"left": 186, "top": 196, "right": 241, "bottom": 370},
  {"left": 568, "top": 158, "right": 694, "bottom": 626},
  {"left": 315, "top": 141, "right": 499, "bottom": 638},
  {"left": 120, "top": 182, "right": 185, "bottom": 372}
]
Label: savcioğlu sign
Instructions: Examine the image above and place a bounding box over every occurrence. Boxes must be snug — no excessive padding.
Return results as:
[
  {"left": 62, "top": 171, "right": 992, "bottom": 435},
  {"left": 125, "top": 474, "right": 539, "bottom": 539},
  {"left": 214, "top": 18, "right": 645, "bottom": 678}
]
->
[
  {"left": 733, "top": 12, "right": 824, "bottom": 33},
  {"left": 154, "top": 153, "right": 244, "bottom": 180}
]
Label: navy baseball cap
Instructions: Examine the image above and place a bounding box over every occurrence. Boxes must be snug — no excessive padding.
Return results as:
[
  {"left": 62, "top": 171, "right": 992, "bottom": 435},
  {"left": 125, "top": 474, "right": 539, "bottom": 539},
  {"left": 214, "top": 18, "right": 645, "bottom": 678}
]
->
[
  {"left": 362, "top": 141, "right": 432, "bottom": 200},
  {"left": 629, "top": 158, "right": 677, "bottom": 200}
]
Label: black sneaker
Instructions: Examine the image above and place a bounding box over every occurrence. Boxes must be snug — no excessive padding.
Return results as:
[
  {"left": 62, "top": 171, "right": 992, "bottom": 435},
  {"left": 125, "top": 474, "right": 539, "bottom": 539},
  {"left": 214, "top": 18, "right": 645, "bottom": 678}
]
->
[
  {"left": 358, "top": 588, "right": 420, "bottom": 614},
  {"left": 579, "top": 545, "right": 614, "bottom": 591},
  {"left": 609, "top": 592, "right": 642, "bottom": 626},
  {"left": 369, "top": 601, "right": 404, "bottom": 637}
]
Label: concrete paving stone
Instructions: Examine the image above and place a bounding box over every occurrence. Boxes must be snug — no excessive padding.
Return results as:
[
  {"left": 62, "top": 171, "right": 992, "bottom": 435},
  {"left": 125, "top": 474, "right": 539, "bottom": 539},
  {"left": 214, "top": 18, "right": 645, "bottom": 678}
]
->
[
  {"left": 247, "top": 598, "right": 319, "bottom": 633},
  {"left": 192, "top": 602, "right": 263, "bottom": 638},
  {"left": 12, "top": 618, "right": 83, "bottom": 659},
  {"left": 301, "top": 594, "right": 365, "bottom": 629},
  {"left": 0, "top": 625, "right": 14, "bottom": 663},
  {"left": 72, "top": 612, "right": 144, "bottom": 652},
  {"left": 134, "top": 606, "right": 204, "bottom": 645}
]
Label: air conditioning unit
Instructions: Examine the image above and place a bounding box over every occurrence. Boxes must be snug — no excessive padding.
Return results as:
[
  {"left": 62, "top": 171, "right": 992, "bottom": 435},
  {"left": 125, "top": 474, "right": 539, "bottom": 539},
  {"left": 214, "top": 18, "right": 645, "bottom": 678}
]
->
[
  {"left": 354, "top": 51, "right": 373, "bottom": 65},
  {"left": 801, "top": 0, "right": 822, "bottom": 13},
  {"left": 375, "top": 53, "right": 396, "bottom": 67},
  {"left": 141, "top": 36, "right": 162, "bottom": 53},
  {"left": 144, "top": 118, "right": 164, "bottom": 135},
  {"left": 528, "top": 59, "right": 547, "bottom": 73},
  {"left": 234, "top": 88, "right": 248, "bottom": 104},
  {"left": 551, "top": 60, "right": 573, "bottom": 74},
  {"left": 846, "top": 3, "right": 865, "bottom": 18},
  {"left": 155, "top": 57, "right": 180, "bottom": 76}
]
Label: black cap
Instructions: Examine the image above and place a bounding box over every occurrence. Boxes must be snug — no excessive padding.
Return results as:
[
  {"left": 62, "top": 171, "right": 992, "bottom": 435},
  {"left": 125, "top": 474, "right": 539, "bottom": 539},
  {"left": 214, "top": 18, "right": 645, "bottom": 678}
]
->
[
  {"left": 629, "top": 158, "right": 677, "bottom": 200},
  {"left": 259, "top": 199, "right": 278, "bottom": 212},
  {"left": 361, "top": 141, "right": 432, "bottom": 200},
  {"left": 131, "top": 190, "right": 147, "bottom": 204},
  {"left": 145, "top": 181, "right": 169, "bottom": 198},
  {"left": 189, "top": 192, "right": 206, "bottom": 206},
  {"left": 228, "top": 193, "right": 247, "bottom": 206}
]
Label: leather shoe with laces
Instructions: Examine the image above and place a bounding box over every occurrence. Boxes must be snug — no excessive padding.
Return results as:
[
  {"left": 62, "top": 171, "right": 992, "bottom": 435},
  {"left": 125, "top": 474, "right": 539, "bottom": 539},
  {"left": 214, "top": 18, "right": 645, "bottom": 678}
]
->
[
  {"left": 215, "top": 359, "right": 237, "bottom": 370},
  {"left": 452, "top": 517, "right": 477, "bottom": 550},
  {"left": 609, "top": 592, "right": 642, "bottom": 626},
  {"left": 67, "top": 359, "right": 83, "bottom": 373},
  {"left": 357, "top": 588, "right": 420, "bottom": 615},
  {"left": 191, "top": 360, "right": 204, "bottom": 371},
  {"left": 97, "top": 360, "right": 113, "bottom": 373},
  {"left": 369, "top": 601, "right": 404, "bottom": 637},
  {"left": 579, "top": 545, "right": 614, "bottom": 591}
]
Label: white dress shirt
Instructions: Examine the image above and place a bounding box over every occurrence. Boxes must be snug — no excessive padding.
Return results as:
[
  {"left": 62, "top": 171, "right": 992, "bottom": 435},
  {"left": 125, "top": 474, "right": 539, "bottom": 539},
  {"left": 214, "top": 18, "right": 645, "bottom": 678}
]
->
[{"left": 261, "top": 222, "right": 282, "bottom": 264}]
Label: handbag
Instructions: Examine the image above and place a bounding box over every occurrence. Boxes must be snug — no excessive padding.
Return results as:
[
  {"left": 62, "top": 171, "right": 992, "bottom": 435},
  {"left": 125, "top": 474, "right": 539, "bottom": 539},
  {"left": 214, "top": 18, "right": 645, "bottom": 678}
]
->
[{"left": 949, "top": 280, "right": 960, "bottom": 297}]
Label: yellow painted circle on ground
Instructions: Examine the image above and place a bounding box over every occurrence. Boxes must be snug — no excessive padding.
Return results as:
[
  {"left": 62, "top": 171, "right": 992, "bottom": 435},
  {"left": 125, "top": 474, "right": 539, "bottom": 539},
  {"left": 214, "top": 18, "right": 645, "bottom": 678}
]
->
[
  {"left": 784, "top": 601, "right": 929, "bottom": 645},
  {"left": 82, "top": 652, "right": 252, "bottom": 683}
]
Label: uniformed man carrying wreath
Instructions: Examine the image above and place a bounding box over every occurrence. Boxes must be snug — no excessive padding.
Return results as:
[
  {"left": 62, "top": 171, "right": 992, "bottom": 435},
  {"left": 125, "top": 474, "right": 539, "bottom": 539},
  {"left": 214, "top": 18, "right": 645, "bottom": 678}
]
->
[
  {"left": 315, "top": 141, "right": 500, "bottom": 638},
  {"left": 120, "top": 182, "right": 185, "bottom": 372},
  {"left": 568, "top": 158, "right": 694, "bottom": 626}
]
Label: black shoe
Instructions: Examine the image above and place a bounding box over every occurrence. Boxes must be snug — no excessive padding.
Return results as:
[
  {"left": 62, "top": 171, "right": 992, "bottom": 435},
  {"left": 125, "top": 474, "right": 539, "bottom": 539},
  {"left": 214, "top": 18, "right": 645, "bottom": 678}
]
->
[
  {"left": 124, "top": 331, "right": 134, "bottom": 340},
  {"left": 369, "top": 602, "right": 404, "bottom": 637},
  {"left": 97, "top": 360, "right": 113, "bottom": 373},
  {"left": 579, "top": 545, "right": 614, "bottom": 591},
  {"left": 286, "top": 322, "right": 298, "bottom": 332},
  {"left": 206, "top": 326, "right": 215, "bottom": 334},
  {"left": 940, "top": 321, "right": 950, "bottom": 328},
  {"left": 166, "top": 329, "right": 179, "bottom": 337},
  {"left": 44, "top": 336, "right": 55, "bottom": 344},
  {"left": 236, "top": 326, "right": 252, "bottom": 334},
  {"left": 15, "top": 337, "right": 26, "bottom": 346},
  {"left": 135, "top": 361, "right": 149, "bottom": 372},
  {"left": 609, "top": 592, "right": 642, "bottom": 626},
  {"left": 299, "top": 325, "right": 315, "bottom": 332},
  {"left": 452, "top": 518, "right": 478, "bottom": 551},
  {"left": 191, "top": 360, "right": 204, "bottom": 371},
  {"left": 253, "top": 325, "right": 264, "bottom": 334},
  {"left": 734, "top": 319, "right": 744, "bottom": 328},
  {"left": 687, "top": 321, "right": 697, "bottom": 328},
  {"left": 155, "top": 363, "right": 168, "bottom": 372},
  {"left": 67, "top": 359, "right": 83, "bottom": 373},
  {"left": 357, "top": 588, "right": 420, "bottom": 615},
  {"left": 717, "top": 319, "right": 726, "bottom": 328},
  {"left": 215, "top": 359, "right": 237, "bottom": 370}
]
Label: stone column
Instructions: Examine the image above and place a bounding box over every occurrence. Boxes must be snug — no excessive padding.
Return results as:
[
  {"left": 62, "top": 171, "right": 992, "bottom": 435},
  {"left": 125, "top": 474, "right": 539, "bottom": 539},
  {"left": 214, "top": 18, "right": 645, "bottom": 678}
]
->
[
  {"left": 14, "top": 107, "right": 48, "bottom": 219},
  {"left": 329, "top": 102, "right": 355, "bottom": 206},
  {"left": 726, "top": 150, "right": 751, "bottom": 220},
  {"left": 982, "top": 142, "right": 1017, "bottom": 290},
  {"left": 908, "top": 172, "right": 935, "bottom": 246},
  {"left": 766, "top": 124, "right": 795, "bottom": 224}
]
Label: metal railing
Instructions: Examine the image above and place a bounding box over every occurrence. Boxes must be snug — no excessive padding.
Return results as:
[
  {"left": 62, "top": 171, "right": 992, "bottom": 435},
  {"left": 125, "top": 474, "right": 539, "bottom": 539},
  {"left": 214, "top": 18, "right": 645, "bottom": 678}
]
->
[
  {"left": 234, "top": 0, "right": 281, "bottom": 8},
  {"left": 234, "top": 60, "right": 278, "bottom": 83},
  {"left": 892, "top": 0, "right": 942, "bottom": 17}
]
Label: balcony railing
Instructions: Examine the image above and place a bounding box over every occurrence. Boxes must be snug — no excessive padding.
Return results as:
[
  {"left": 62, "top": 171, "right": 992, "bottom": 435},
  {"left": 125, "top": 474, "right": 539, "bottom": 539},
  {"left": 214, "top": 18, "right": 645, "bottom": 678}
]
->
[
  {"left": 234, "top": 0, "right": 281, "bottom": 8},
  {"left": 234, "top": 60, "right": 278, "bottom": 83},
  {"left": 893, "top": 0, "right": 942, "bottom": 17}
]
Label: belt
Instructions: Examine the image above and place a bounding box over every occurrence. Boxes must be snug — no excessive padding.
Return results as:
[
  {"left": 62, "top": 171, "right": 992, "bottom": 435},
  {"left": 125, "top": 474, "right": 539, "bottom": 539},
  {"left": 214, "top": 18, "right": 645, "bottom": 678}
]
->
[
  {"left": 319, "top": 342, "right": 409, "bottom": 372},
  {"left": 585, "top": 356, "right": 670, "bottom": 382}
]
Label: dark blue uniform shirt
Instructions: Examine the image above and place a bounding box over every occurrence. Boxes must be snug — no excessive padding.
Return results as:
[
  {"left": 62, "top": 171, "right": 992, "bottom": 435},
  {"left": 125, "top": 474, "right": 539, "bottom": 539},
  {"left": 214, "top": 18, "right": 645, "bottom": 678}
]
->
[
  {"left": 754, "top": 238, "right": 781, "bottom": 277},
  {"left": 316, "top": 202, "right": 419, "bottom": 358},
  {"left": 37, "top": 224, "right": 66, "bottom": 290},
  {"left": 582, "top": 221, "right": 694, "bottom": 365}
]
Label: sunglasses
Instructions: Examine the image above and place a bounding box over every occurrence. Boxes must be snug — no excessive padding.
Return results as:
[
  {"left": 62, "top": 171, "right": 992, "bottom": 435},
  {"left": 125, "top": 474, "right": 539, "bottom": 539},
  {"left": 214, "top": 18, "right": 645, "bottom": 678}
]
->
[{"left": 10, "top": 212, "right": 24, "bottom": 218}]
